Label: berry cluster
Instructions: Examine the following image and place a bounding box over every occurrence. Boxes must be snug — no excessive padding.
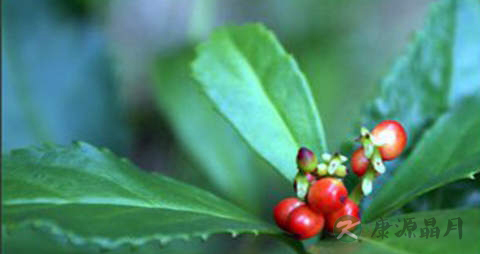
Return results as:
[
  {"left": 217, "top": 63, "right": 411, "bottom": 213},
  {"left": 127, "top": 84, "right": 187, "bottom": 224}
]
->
[
  {"left": 273, "top": 120, "right": 407, "bottom": 239},
  {"left": 274, "top": 148, "right": 358, "bottom": 239},
  {"left": 351, "top": 120, "right": 407, "bottom": 195}
]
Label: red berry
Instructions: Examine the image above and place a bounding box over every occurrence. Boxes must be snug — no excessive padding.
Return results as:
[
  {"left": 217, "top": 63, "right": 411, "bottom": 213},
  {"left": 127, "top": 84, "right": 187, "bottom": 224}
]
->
[
  {"left": 307, "top": 177, "right": 348, "bottom": 214},
  {"left": 287, "top": 205, "right": 325, "bottom": 239},
  {"left": 371, "top": 120, "right": 407, "bottom": 161},
  {"left": 296, "top": 147, "right": 318, "bottom": 172},
  {"left": 351, "top": 148, "right": 369, "bottom": 177},
  {"left": 325, "top": 199, "right": 360, "bottom": 232},
  {"left": 273, "top": 198, "right": 304, "bottom": 231}
]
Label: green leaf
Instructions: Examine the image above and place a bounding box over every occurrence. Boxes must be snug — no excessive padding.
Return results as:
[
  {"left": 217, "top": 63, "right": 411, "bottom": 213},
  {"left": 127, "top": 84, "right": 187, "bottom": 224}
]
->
[
  {"left": 360, "top": 0, "right": 480, "bottom": 221},
  {"left": 4, "top": 227, "right": 301, "bottom": 254},
  {"left": 310, "top": 209, "right": 480, "bottom": 253},
  {"left": 364, "top": 0, "right": 480, "bottom": 148},
  {"left": 152, "top": 50, "right": 267, "bottom": 211},
  {"left": 2, "top": 142, "right": 280, "bottom": 250},
  {"left": 363, "top": 97, "right": 480, "bottom": 222},
  {"left": 192, "top": 24, "right": 327, "bottom": 181}
]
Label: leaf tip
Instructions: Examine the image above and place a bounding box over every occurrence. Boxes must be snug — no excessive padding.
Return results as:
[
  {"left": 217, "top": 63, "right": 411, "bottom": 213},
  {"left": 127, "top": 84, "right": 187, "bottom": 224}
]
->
[
  {"left": 180, "top": 234, "right": 190, "bottom": 241},
  {"left": 468, "top": 172, "right": 476, "bottom": 180},
  {"left": 199, "top": 233, "right": 210, "bottom": 242},
  {"left": 228, "top": 230, "right": 239, "bottom": 238},
  {"left": 159, "top": 237, "right": 171, "bottom": 245}
]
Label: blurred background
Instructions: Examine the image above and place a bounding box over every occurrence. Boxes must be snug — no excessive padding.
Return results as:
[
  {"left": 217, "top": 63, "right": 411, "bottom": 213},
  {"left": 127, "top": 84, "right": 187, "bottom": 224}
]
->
[{"left": 4, "top": 0, "right": 466, "bottom": 253}]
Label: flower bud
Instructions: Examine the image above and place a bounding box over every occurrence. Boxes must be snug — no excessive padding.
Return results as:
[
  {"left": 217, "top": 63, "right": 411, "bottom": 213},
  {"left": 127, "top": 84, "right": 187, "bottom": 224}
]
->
[
  {"left": 359, "top": 127, "right": 375, "bottom": 158},
  {"left": 296, "top": 147, "right": 318, "bottom": 172},
  {"left": 334, "top": 165, "right": 347, "bottom": 177},
  {"left": 321, "top": 153, "right": 332, "bottom": 161},
  {"left": 317, "top": 163, "right": 328, "bottom": 176}
]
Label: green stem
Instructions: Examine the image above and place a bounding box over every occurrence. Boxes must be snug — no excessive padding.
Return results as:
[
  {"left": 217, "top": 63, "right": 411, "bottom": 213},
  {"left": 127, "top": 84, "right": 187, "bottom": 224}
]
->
[{"left": 349, "top": 183, "right": 363, "bottom": 205}]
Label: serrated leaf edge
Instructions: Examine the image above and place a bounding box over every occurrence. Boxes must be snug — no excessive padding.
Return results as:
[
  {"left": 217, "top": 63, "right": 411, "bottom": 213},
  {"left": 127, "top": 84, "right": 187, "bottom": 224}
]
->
[{"left": 4, "top": 219, "right": 277, "bottom": 250}]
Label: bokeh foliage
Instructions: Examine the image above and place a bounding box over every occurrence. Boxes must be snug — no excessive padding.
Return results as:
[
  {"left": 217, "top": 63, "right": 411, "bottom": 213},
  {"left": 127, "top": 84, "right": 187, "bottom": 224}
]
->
[{"left": 3, "top": 0, "right": 479, "bottom": 253}]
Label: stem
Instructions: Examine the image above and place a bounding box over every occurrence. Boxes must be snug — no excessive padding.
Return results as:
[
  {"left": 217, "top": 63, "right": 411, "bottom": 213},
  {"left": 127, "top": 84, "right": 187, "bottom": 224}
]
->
[{"left": 349, "top": 183, "right": 363, "bottom": 205}]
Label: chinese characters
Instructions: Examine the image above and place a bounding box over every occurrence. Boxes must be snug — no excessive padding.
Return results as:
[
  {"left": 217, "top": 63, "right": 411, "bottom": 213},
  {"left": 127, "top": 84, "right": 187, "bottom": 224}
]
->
[{"left": 368, "top": 217, "right": 463, "bottom": 240}]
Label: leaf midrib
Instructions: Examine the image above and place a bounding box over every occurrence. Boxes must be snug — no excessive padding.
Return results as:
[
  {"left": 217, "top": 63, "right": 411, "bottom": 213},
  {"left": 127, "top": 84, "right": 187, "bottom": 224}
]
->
[
  {"left": 4, "top": 201, "right": 268, "bottom": 226},
  {"left": 4, "top": 162, "right": 260, "bottom": 225},
  {"left": 223, "top": 29, "right": 300, "bottom": 149},
  {"left": 5, "top": 162, "right": 157, "bottom": 205}
]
